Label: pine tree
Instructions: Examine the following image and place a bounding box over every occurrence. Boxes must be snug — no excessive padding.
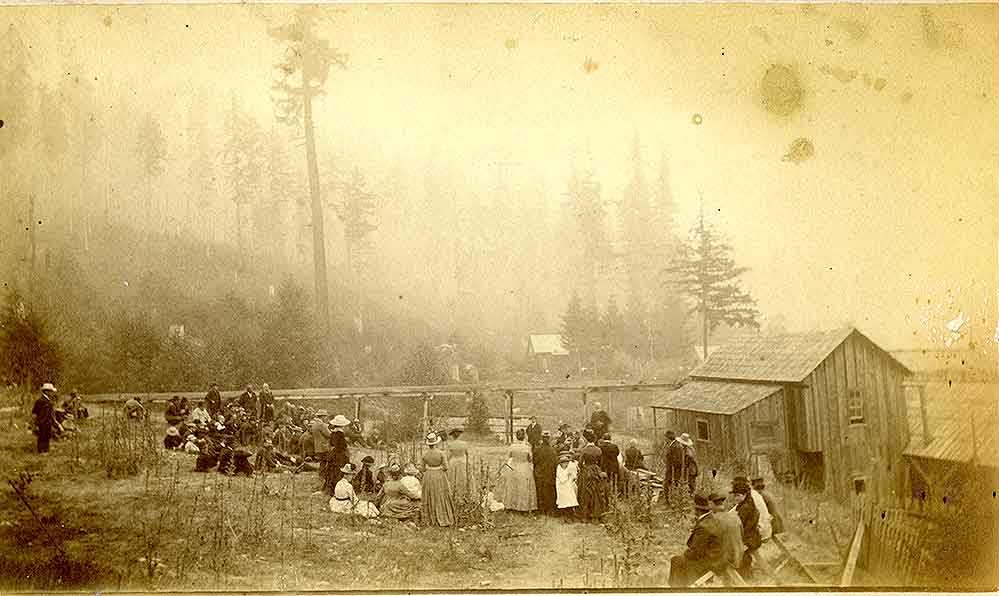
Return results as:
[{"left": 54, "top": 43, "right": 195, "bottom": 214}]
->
[
  {"left": 667, "top": 202, "right": 760, "bottom": 360},
  {"left": 0, "top": 292, "right": 61, "bottom": 390},
  {"left": 261, "top": 277, "right": 322, "bottom": 387},
  {"left": 565, "top": 166, "right": 605, "bottom": 306},
  {"left": 465, "top": 390, "right": 491, "bottom": 437},
  {"left": 601, "top": 295, "right": 626, "bottom": 352},
  {"left": 270, "top": 7, "right": 349, "bottom": 333},
  {"left": 135, "top": 112, "right": 167, "bottom": 237}
]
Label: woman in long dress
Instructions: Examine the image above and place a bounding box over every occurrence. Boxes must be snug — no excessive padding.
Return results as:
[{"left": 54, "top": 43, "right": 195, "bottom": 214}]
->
[
  {"left": 555, "top": 451, "right": 579, "bottom": 518},
  {"left": 446, "top": 428, "right": 470, "bottom": 499},
  {"left": 328, "top": 414, "right": 351, "bottom": 493},
  {"left": 496, "top": 428, "right": 537, "bottom": 512},
  {"left": 421, "top": 432, "right": 456, "bottom": 526},
  {"left": 375, "top": 463, "right": 422, "bottom": 521},
  {"left": 576, "top": 429, "right": 608, "bottom": 521}
]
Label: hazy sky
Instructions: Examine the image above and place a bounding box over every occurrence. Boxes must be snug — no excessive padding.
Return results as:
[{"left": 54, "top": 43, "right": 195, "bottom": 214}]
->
[{"left": 8, "top": 3, "right": 999, "bottom": 351}]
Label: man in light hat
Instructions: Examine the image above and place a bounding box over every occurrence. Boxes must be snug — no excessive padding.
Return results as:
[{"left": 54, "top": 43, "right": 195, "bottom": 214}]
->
[
  {"left": 675, "top": 433, "right": 699, "bottom": 495},
  {"left": 31, "top": 383, "right": 58, "bottom": 453},
  {"left": 669, "top": 493, "right": 725, "bottom": 586},
  {"left": 164, "top": 426, "right": 183, "bottom": 450}
]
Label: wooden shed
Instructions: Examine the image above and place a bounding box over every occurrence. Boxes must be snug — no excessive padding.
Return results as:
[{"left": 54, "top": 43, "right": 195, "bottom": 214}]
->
[
  {"left": 904, "top": 381, "right": 999, "bottom": 501},
  {"left": 651, "top": 327, "right": 911, "bottom": 501}
]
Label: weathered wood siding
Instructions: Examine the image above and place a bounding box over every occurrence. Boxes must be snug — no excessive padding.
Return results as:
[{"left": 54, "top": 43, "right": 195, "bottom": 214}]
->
[
  {"left": 796, "top": 332, "right": 910, "bottom": 500},
  {"left": 668, "top": 389, "right": 789, "bottom": 470}
]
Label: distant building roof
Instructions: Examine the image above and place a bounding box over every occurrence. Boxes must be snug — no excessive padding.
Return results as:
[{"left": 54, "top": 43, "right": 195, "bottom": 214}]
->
[
  {"left": 904, "top": 381, "right": 999, "bottom": 467},
  {"left": 649, "top": 380, "right": 783, "bottom": 415},
  {"left": 690, "top": 327, "right": 908, "bottom": 384},
  {"left": 528, "top": 334, "right": 569, "bottom": 356}
]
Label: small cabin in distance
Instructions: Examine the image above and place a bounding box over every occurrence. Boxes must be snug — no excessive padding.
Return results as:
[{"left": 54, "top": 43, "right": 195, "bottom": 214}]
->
[
  {"left": 526, "top": 334, "right": 570, "bottom": 375},
  {"left": 651, "top": 328, "right": 911, "bottom": 501}
]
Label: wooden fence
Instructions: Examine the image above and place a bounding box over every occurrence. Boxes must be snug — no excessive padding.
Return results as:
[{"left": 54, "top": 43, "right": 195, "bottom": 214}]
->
[{"left": 852, "top": 501, "right": 941, "bottom": 586}]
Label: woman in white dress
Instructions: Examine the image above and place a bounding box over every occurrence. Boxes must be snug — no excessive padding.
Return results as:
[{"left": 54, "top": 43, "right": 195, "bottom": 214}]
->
[
  {"left": 329, "top": 463, "right": 379, "bottom": 518},
  {"left": 555, "top": 452, "right": 579, "bottom": 518}
]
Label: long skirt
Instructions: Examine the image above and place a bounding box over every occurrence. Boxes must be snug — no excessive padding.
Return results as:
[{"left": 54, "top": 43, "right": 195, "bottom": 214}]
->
[
  {"left": 421, "top": 468, "right": 456, "bottom": 527},
  {"left": 577, "top": 463, "right": 608, "bottom": 521},
  {"left": 319, "top": 451, "right": 335, "bottom": 493},
  {"left": 496, "top": 462, "right": 537, "bottom": 512},
  {"left": 447, "top": 456, "right": 470, "bottom": 498}
]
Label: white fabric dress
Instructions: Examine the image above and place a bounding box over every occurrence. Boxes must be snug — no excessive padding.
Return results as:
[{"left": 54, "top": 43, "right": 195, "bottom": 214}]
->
[
  {"left": 330, "top": 478, "right": 379, "bottom": 518},
  {"left": 555, "top": 461, "right": 579, "bottom": 509}
]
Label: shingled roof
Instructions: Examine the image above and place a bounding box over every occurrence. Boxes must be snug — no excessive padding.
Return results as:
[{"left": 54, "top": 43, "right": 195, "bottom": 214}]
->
[
  {"left": 528, "top": 334, "right": 569, "bottom": 356},
  {"left": 650, "top": 380, "right": 783, "bottom": 415},
  {"left": 691, "top": 328, "right": 868, "bottom": 384},
  {"left": 904, "top": 381, "right": 999, "bottom": 467}
]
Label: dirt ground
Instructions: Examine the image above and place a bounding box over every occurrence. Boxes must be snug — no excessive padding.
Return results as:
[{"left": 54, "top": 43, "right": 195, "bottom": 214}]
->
[{"left": 0, "top": 402, "right": 844, "bottom": 591}]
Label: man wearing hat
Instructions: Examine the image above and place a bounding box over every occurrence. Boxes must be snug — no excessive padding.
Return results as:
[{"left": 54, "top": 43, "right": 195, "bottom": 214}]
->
[
  {"left": 259, "top": 383, "right": 275, "bottom": 423},
  {"left": 709, "top": 492, "right": 744, "bottom": 570},
  {"left": 164, "top": 426, "right": 183, "bottom": 450},
  {"left": 31, "top": 383, "right": 58, "bottom": 454},
  {"left": 668, "top": 493, "right": 725, "bottom": 586},
  {"left": 589, "top": 402, "right": 611, "bottom": 440},
  {"left": 676, "top": 433, "right": 699, "bottom": 495},
  {"left": 730, "top": 476, "right": 762, "bottom": 577},
  {"left": 312, "top": 410, "right": 333, "bottom": 491},
  {"left": 533, "top": 431, "right": 558, "bottom": 515},
  {"left": 327, "top": 414, "right": 352, "bottom": 494},
  {"left": 525, "top": 416, "right": 543, "bottom": 450},
  {"left": 204, "top": 383, "right": 223, "bottom": 417},
  {"left": 238, "top": 384, "right": 257, "bottom": 415}
]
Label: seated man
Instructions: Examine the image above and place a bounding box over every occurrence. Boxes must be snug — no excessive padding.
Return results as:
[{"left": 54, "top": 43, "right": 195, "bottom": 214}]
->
[
  {"left": 731, "top": 476, "right": 762, "bottom": 578},
  {"left": 190, "top": 401, "right": 211, "bottom": 425},
  {"left": 164, "top": 426, "right": 184, "bottom": 450},
  {"left": 669, "top": 494, "right": 725, "bottom": 587},
  {"left": 165, "top": 396, "right": 185, "bottom": 426},
  {"left": 710, "top": 492, "right": 745, "bottom": 571}
]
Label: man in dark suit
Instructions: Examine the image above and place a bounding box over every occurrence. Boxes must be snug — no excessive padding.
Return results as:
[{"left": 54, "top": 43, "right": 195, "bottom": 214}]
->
[
  {"left": 32, "top": 383, "right": 58, "bottom": 454},
  {"left": 598, "top": 433, "right": 621, "bottom": 492},
  {"left": 752, "top": 476, "right": 783, "bottom": 535},
  {"left": 589, "top": 402, "right": 611, "bottom": 439},
  {"left": 732, "top": 476, "right": 762, "bottom": 578},
  {"left": 525, "top": 416, "right": 542, "bottom": 450},
  {"left": 205, "top": 383, "right": 223, "bottom": 417},
  {"left": 533, "top": 432, "right": 558, "bottom": 515},
  {"left": 669, "top": 494, "right": 725, "bottom": 586}
]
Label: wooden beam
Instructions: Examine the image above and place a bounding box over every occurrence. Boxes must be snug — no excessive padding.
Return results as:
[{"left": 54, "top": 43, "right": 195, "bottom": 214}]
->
[{"left": 840, "top": 520, "right": 865, "bottom": 586}]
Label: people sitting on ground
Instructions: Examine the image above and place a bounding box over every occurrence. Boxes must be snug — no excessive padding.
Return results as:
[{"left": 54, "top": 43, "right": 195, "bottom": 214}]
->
[
  {"left": 330, "top": 463, "right": 379, "bottom": 518},
  {"left": 589, "top": 402, "right": 611, "bottom": 439},
  {"left": 183, "top": 433, "right": 201, "bottom": 453},
  {"left": 190, "top": 401, "right": 211, "bottom": 425},
  {"left": 710, "top": 491, "right": 745, "bottom": 572},
  {"left": 375, "top": 463, "right": 422, "bottom": 521},
  {"left": 62, "top": 390, "right": 89, "bottom": 420},
  {"left": 165, "top": 396, "right": 185, "bottom": 426},
  {"left": 731, "top": 476, "right": 762, "bottom": 578},
  {"left": 668, "top": 494, "right": 725, "bottom": 586},
  {"left": 555, "top": 451, "right": 579, "bottom": 519},
  {"left": 624, "top": 439, "right": 645, "bottom": 471},
  {"left": 353, "top": 455, "right": 378, "bottom": 495},
  {"left": 124, "top": 396, "right": 147, "bottom": 420},
  {"left": 345, "top": 418, "right": 366, "bottom": 447},
  {"left": 751, "top": 476, "right": 780, "bottom": 536},
  {"left": 164, "top": 426, "right": 184, "bottom": 450},
  {"left": 178, "top": 397, "right": 190, "bottom": 418}
]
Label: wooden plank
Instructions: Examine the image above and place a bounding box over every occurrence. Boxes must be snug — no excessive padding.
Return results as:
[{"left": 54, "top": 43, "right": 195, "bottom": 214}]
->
[
  {"left": 722, "top": 567, "right": 748, "bottom": 586},
  {"left": 840, "top": 520, "right": 866, "bottom": 586},
  {"left": 690, "top": 571, "right": 715, "bottom": 587}
]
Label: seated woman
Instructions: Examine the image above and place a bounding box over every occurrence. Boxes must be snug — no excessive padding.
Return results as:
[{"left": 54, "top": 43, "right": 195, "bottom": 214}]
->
[
  {"left": 164, "top": 426, "right": 183, "bottom": 450},
  {"left": 375, "top": 463, "right": 422, "bottom": 521},
  {"left": 330, "top": 463, "right": 379, "bottom": 518},
  {"left": 353, "top": 455, "right": 378, "bottom": 495}
]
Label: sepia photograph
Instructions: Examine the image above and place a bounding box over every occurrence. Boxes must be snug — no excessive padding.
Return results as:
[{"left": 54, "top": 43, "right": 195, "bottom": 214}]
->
[{"left": 0, "top": 2, "right": 997, "bottom": 592}]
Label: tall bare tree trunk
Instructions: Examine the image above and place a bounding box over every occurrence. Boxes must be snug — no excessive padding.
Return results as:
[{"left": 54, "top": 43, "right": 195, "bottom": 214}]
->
[{"left": 303, "top": 82, "right": 329, "bottom": 332}]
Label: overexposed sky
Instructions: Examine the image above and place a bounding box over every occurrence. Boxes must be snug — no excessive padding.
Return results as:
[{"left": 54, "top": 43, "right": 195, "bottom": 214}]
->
[{"left": 7, "top": 3, "right": 999, "bottom": 350}]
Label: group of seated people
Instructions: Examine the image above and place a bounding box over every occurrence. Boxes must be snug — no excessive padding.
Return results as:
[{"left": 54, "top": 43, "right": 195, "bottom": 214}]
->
[
  {"left": 669, "top": 475, "right": 784, "bottom": 586},
  {"left": 327, "top": 457, "right": 426, "bottom": 522}
]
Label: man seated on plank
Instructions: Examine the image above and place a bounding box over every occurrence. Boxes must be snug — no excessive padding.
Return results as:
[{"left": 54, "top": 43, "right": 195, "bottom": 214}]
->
[{"left": 669, "top": 493, "right": 725, "bottom": 586}]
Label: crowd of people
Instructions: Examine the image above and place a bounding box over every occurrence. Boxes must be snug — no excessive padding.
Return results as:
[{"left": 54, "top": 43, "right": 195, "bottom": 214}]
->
[{"left": 29, "top": 383, "right": 785, "bottom": 584}]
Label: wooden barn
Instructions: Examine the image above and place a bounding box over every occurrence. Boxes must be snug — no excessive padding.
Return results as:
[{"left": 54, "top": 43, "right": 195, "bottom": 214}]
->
[
  {"left": 526, "top": 334, "right": 570, "bottom": 374},
  {"left": 650, "top": 327, "right": 911, "bottom": 501},
  {"left": 904, "top": 381, "right": 999, "bottom": 501}
]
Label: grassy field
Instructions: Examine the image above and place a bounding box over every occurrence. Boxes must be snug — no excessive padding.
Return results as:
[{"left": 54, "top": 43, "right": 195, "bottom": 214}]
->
[{"left": 0, "top": 389, "right": 849, "bottom": 591}]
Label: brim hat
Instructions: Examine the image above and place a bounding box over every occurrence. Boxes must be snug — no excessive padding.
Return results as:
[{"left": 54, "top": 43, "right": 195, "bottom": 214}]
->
[
  {"left": 361, "top": 455, "right": 375, "bottom": 464},
  {"left": 693, "top": 494, "right": 712, "bottom": 511},
  {"left": 235, "top": 447, "right": 253, "bottom": 457},
  {"left": 708, "top": 491, "right": 726, "bottom": 503},
  {"left": 731, "top": 476, "right": 752, "bottom": 495},
  {"left": 425, "top": 432, "right": 441, "bottom": 446},
  {"left": 558, "top": 453, "right": 571, "bottom": 463},
  {"left": 676, "top": 433, "right": 694, "bottom": 447},
  {"left": 41, "top": 383, "right": 57, "bottom": 392},
  {"left": 166, "top": 426, "right": 180, "bottom": 437},
  {"left": 316, "top": 409, "right": 330, "bottom": 417},
  {"left": 340, "top": 463, "right": 355, "bottom": 474},
  {"left": 331, "top": 414, "right": 350, "bottom": 427}
]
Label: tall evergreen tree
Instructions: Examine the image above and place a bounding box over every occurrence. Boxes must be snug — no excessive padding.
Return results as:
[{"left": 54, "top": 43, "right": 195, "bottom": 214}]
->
[
  {"left": 220, "top": 96, "right": 265, "bottom": 269},
  {"left": 667, "top": 202, "right": 760, "bottom": 360},
  {"left": 0, "top": 292, "right": 61, "bottom": 390},
  {"left": 135, "top": 112, "right": 167, "bottom": 237},
  {"left": 270, "top": 7, "right": 349, "bottom": 333},
  {"left": 565, "top": 166, "right": 605, "bottom": 307}
]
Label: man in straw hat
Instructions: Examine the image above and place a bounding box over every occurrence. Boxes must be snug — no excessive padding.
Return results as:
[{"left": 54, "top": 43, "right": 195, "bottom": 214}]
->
[
  {"left": 327, "top": 414, "right": 352, "bottom": 493},
  {"left": 675, "top": 432, "right": 700, "bottom": 494},
  {"left": 31, "top": 383, "right": 58, "bottom": 453},
  {"left": 668, "top": 493, "right": 725, "bottom": 586}
]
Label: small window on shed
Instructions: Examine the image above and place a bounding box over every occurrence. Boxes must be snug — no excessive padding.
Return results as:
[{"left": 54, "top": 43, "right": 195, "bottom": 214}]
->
[
  {"left": 853, "top": 477, "right": 867, "bottom": 495},
  {"left": 847, "top": 388, "right": 865, "bottom": 425},
  {"left": 696, "top": 419, "right": 710, "bottom": 442}
]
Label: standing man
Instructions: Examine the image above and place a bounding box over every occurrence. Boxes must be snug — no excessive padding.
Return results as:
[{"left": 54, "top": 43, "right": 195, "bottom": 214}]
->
[
  {"left": 238, "top": 384, "right": 257, "bottom": 414},
  {"left": 598, "top": 433, "right": 621, "bottom": 493},
  {"left": 259, "top": 383, "right": 275, "bottom": 423},
  {"left": 533, "top": 431, "right": 558, "bottom": 515},
  {"left": 525, "top": 416, "right": 543, "bottom": 450},
  {"left": 589, "top": 402, "right": 611, "bottom": 439},
  {"left": 205, "top": 383, "right": 222, "bottom": 417},
  {"left": 31, "top": 383, "right": 58, "bottom": 454},
  {"left": 668, "top": 494, "right": 725, "bottom": 586}
]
